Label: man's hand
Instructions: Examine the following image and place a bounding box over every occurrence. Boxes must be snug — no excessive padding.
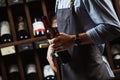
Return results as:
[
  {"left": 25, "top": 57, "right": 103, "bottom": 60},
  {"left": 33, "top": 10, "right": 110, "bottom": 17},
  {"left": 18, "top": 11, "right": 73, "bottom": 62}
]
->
[
  {"left": 47, "top": 45, "right": 57, "bottom": 72},
  {"left": 50, "top": 33, "right": 75, "bottom": 52}
]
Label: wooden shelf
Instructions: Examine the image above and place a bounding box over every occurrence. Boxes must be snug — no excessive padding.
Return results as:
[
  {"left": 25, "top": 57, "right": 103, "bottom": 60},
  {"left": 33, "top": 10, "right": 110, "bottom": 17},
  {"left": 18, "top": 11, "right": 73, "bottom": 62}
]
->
[
  {"left": 0, "top": 36, "right": 47, "bottom": 48},
  {"left": 0, "top": 0, "right": 59, "bottom": 80},
  {"left": 113, "top": 69, "right": 120, "bottom": 74}
]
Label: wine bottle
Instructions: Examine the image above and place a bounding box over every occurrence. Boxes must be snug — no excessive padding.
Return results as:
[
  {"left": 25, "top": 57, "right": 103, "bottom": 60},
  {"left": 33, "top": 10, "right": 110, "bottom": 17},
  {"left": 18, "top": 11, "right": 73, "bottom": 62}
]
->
[
  {"left": 26, "top": 64, "right": 39, "bottom": 80},
  {"left": 32, "top": 18, "right": 46, "bottom": 37},
  {"left": 111, "top": 44, "right": 120, "bottom": 69},
  {"left": 43, "top": 65, "right": 56, "bottom": 80},
  {"left": 8, "top": 64, "right": 20, "bottom": 80},
  {"left": 16, "top": 16, "right": 32, "bottom": 52},
  {"left": 17, "top": 16, "right": 29, "bottom": 40},
  {"left": 41, "top": 16, "right": 71, "bottom": 63},
  {"left": 0, "top": 21, "right": 15, "bottom": 56},
  {"left": 0, "top": 21, "right": 13, "bottom": 43}
]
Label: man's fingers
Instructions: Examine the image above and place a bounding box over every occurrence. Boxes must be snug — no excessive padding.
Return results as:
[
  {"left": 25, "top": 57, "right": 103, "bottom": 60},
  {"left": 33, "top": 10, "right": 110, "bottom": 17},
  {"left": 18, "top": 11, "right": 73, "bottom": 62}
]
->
[
  {"left": 47, "top": 45, "right": 58, "bottom": 72},
  {"left": 47, "top": 55, "right": 57, "bottom": 72}
]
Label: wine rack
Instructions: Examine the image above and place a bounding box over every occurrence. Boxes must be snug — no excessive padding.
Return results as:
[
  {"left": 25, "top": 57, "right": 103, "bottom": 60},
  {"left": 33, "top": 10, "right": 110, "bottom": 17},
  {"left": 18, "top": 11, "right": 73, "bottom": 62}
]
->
[
  {"left": 0, "top": 0, "right": 58, "bottom": 80},
  {"left": 105, "top": 0, "right": 120, "bottom": 79},
  {"left": 1, "top": 0, "right": 120, "bottom": 80},
  {"left": 106, "top": 38, "right": 120, "bottom": 79}
]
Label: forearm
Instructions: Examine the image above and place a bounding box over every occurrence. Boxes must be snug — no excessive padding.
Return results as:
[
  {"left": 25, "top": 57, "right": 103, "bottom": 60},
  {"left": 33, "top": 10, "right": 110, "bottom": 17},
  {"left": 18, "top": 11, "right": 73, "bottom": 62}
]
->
[
  {"left": 71, "top": 33, "right": 93, "bottom": 46},
  {"left": 78, "top": 33, "right": 93, "bottom": 45}
]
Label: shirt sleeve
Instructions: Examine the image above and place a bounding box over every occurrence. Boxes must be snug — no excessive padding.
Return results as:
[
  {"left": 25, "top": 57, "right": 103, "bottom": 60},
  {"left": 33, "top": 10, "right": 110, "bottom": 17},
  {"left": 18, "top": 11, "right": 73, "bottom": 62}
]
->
[{"left": 83, "top": 0, "right": 120, "bottom": 44}]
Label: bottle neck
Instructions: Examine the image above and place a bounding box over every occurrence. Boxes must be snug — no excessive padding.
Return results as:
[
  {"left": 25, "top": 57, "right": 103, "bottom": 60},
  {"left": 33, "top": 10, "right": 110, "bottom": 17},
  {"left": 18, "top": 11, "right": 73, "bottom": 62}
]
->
[
  {"left": 0, "top": 21, "right": 11, "bottom": 36},
  {"left": 18, "top": 21, "right": 25, "bottom": 31},
  {"left": 43, "top": 65, "right": 55, "bottom": 78},
  {"left": 17, "top": 16, "right": 26, "bottom": 31},
  {"left": 9, "top": 65, "right": 19, "bottom": 73},
  {"left": 27, "top": 64, "right": 36, "bottom": 74},
  {"left": 42, "top": 16, "right": 51, "bottom": 28}
]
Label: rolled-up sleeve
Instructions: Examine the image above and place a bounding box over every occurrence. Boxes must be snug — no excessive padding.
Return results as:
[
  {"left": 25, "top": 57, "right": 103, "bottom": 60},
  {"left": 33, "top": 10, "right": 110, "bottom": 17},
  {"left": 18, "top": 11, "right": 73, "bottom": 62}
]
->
[{"left": 83, "top": 0, "right": 120, "bottom": 44}]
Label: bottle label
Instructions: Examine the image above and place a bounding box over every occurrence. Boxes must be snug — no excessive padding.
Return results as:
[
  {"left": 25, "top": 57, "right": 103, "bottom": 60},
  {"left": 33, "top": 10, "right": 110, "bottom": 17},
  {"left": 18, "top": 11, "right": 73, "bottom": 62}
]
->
[
  {"left": 0, "top": 21, "right": 11, "bottom": 36},
  {"left": 1, "top": 46, "right": 16, "bottom": 56},
  {"left": 32, "top": 21, "right": 45, "bottom": 36},
  {"left": 18, "top": 22, "right": 25, "bottom": 31}
]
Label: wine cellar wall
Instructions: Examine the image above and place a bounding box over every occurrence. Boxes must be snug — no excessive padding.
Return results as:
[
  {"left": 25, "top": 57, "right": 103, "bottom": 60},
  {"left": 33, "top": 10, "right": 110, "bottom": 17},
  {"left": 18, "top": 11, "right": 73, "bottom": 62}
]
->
[
  {"left": 0, "top": 0, "right": 58, "bottom": 80},
  {"left": 1, "top": 0, "right": 120, "bottom": 80}
]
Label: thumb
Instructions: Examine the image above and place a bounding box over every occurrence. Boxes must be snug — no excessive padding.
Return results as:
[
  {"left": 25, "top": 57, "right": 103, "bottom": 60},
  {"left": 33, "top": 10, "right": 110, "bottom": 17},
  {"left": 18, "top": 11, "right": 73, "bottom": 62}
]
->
[{"left": 47, "top": 45, "right": 58, "bottom": 72}]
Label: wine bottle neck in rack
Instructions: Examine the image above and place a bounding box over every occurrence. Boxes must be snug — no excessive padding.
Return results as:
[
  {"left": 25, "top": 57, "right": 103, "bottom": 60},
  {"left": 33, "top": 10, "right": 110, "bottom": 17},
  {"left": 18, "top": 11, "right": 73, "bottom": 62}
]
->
[
  {"left": 43, "top": 65, "right": 56, "bottom": 80},
  {"left": 17, "top": 16, "right": 26, "bottom": 31},
  {"left": 17, "top": 16, "right": 29, "bottom": 40},
  {"left": 32, "top": 18, "right": 46, "bottom": 37},
  {"left": 26, "top": 64, "right": 36, "bottom": 74},
  {"left": 8, "top": 64, "right": 20, "bottom": 80},
  {"left": 111, "top": 44, "right": 120, "bottom": 69},
  {"left": 1, "top": 21, "right": 11, "bottom": 36},
  {"left": 26, "top": 64, "right": 39, "bottom": 80},
  {"left": 0, "top": 21, "right": 13, "bottom": 43},
  {"left": 9, "top": 64, "right": 19, "bottom": 73}
]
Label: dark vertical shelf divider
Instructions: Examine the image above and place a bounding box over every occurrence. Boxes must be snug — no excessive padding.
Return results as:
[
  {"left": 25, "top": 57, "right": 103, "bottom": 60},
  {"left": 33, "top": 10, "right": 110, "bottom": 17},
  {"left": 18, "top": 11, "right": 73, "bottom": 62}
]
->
[
  {"left": 24, "top": 1, "right": 33, "bottom": 38},
  {"left": 34, "top": 48, "right": 43, "bottom": 80},
  {"left": 40, "top": 0, "right": 47, "bottom": 16},
  {"left": 7, "top": 6, "right": 17, "bottom": 41},
  {"left": 16, "top": 49, "right": 26, "bottom": 80},
  {"left": 0, "top": 55, "right": 7, "bottom": 80},
  {"left": 106, "top": 42, "right": 115, "bottom": 69}
]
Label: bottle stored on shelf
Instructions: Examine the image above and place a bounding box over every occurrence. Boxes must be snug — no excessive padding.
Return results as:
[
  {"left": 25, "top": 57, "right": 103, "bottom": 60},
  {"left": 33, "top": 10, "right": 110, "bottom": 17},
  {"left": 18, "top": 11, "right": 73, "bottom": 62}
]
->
[
  {"left": 0, "top": 21, "right": 13, "bottom": 43},
  {"left": 26, "top": 64, "right": 39, "bottom": 80},
  {"left": 111, "top": 44, "right": 120, "bottom": 69},
  {"left": 0, "top": 21, "right": 16, "bottom": 56},
  {"left": 17, "top": 16, "right": 29, "bottom": 40},
  {"left": 8, "top": 64, "right": 20, "bottom": 80},
  {"left": 16, "top": 16, "right": 33, "bottom": 53},
  {"left": 41, "top": 16, "right": 71, "bottom": 63},
  {"left": 43, "top": 65, "right": 56, "bottom": 80},
  {"left": 32, "top": 18, "right": 46, "bottom": 37}
]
